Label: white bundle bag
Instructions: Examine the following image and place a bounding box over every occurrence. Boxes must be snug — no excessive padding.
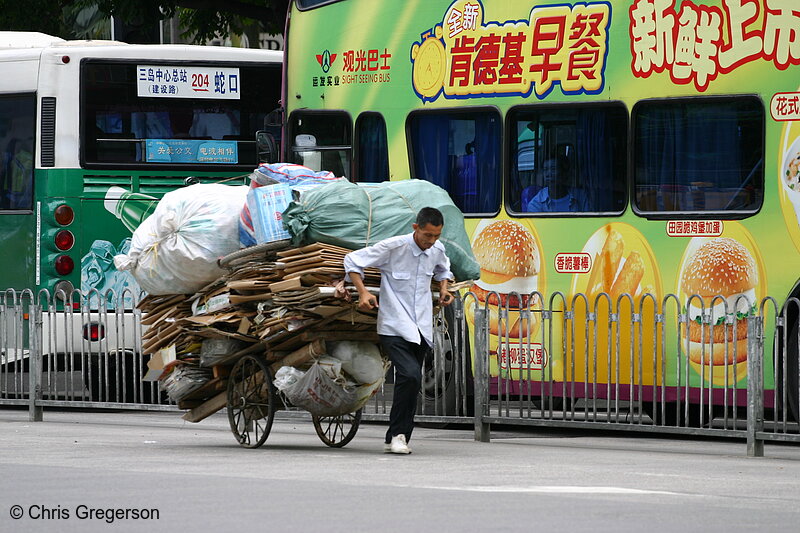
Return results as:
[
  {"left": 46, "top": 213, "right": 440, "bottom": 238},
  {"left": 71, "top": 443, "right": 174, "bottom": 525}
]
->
[
  {"left": 328, "top": 341, "right": 386, "bottom": 385},
  {"left": 114, "top": 184, "right": 248, "bottom": 295}
]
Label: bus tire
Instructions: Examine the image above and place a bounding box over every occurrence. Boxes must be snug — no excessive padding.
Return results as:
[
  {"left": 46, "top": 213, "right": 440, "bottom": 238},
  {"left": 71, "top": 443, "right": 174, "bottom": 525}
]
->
[
  {"left": 778, "top": 315, "right": 800, "bottom": 423},
  {"left": 421, "top": 305, "right": 473, "bottom": 419}
]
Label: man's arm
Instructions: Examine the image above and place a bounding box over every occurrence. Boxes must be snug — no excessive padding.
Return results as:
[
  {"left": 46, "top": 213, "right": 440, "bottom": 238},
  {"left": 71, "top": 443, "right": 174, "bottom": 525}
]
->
[
  {"left": 433, "top": 247, "right": 455, "bottom": 307},
  {"left": 349, "top": 271, "right": 379, "bottom": 311},
  {"left": 344, "top": 242, "right": 391, "bottom": 311},
  {"left": 438, "top": 278, "right": 454, "bottom": 307}
]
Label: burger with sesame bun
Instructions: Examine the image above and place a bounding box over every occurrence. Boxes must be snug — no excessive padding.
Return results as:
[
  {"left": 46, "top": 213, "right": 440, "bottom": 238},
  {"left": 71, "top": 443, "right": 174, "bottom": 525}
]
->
[
  {"left": 680, "top": 237, "right": 758, "bottom": 384},
  {"left": 466, "top": 220, "right": 541, "bottom": 338}
]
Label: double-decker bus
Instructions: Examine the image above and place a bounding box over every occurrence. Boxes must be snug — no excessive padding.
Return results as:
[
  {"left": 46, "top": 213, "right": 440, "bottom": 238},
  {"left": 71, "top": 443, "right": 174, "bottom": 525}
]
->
[
  {"left": 0, "top": 32, "right": 281, "bottom": 403},
  {"left": 279, "top": 0, "right": 800, "bottom": 423}
]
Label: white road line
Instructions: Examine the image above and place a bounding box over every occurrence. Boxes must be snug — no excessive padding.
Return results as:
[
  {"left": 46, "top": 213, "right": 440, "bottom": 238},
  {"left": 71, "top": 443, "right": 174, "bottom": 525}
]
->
[{"left": 415, "top": 485, "right": 684, "bottom": 495}]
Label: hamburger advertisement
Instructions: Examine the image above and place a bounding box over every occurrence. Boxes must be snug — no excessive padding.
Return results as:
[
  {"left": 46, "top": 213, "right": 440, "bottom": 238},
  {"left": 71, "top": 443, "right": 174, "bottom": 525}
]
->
[
  {"left": 465, "top": 220, "right": 545, "bottom": 376},
  {"left": 677, "top": 233, "right": 764, "bottom": 386}
]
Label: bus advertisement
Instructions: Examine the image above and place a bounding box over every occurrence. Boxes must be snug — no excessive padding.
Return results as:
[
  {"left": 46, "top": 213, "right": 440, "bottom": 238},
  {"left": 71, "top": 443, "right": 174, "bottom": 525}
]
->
[{"left": 281, "top": 0, "right": 800, "bottom": 419}]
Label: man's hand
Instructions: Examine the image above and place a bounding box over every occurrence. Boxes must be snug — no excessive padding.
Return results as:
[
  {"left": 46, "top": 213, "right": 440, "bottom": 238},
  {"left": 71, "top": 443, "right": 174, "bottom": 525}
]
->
[
  {"left": 358, "top": 291, "right": 379, "bottom": 311},
  {"left": 439, "top": 279, "right": 454, "bottom": 307},
  {"left": 439, "top": 289, "right": 454, "bottom": 307},
  {"left": 349, "top": 272, "right": 378, "bottom": 311}
]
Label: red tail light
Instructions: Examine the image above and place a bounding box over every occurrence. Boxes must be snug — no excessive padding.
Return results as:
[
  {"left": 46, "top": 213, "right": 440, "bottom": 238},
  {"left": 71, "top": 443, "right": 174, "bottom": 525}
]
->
[
  {"left": 83, "top": 322, "right": 105, "bottom": 341},
  {"left": 54, "top": 255, "right": 74, "bottom": 275},
  {"left": 54, "top": 204, "right": 74, "bottom": 225},
  {"left": 55, "top": 230, "right": 74, "bottom": 251}
]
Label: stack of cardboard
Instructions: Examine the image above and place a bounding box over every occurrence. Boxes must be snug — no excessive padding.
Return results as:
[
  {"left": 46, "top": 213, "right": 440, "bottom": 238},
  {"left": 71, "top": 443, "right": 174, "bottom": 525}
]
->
[{"left": 138, "top": 241, "right": 382, "bottom": 421}]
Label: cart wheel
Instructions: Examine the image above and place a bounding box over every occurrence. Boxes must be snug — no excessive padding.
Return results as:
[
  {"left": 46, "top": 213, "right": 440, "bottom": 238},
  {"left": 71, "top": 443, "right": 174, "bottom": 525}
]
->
[
  {"left": 227, "top": 355, "right": 276, "bottom": 449},
  {"left": 312, "top": 409, "right": 362, "bottom": 448}
]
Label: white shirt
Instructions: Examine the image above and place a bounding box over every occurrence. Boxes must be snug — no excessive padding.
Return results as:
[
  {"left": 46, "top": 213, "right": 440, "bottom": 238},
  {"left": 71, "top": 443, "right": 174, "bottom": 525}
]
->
[{"left": 344, "top": 233, "right": 453, "bottom": 346}]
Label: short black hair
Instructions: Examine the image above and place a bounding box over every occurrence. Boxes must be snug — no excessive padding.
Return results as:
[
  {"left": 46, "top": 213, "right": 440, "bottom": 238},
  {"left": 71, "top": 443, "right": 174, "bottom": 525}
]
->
[{"left": 416, "top": 207, "right": 444, "bottom": 227}]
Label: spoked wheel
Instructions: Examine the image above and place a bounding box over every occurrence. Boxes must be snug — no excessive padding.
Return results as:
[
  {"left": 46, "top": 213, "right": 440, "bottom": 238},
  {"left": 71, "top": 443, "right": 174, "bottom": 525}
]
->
[
  {"left": 312, "top": 409, "right": 362, "bottom": 448},
  {"left": 227, "top": 355, "right": 276, "bottom": 448}
]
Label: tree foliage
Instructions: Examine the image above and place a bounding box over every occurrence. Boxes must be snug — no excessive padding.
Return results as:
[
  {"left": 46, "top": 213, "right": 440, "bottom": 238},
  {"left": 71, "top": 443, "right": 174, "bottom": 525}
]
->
[{"left": 0, "top": 0, "right": 289, "bottom": 44}]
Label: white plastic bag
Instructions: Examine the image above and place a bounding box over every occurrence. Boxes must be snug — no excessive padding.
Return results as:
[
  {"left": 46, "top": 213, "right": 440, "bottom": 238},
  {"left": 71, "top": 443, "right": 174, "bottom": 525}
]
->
[
  {"left": 316, "top": 355, "right": 344, "bottom": 382},
  {"left": 114, "top": 184, "right": 248, "bottom": 295},
  {"left": 282, "top": 362, "right": 358, "bottom": 417},
  {"left": 273, "top": 366, "right": 306, "bottom": 392},
  {"left": 328, "top": 341, "right": 385, "bottom": 385}
]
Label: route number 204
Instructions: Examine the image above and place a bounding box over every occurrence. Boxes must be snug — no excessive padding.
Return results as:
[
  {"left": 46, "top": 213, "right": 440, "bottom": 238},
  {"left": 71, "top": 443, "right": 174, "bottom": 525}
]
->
[{"left": 191, "top": 73, "right": 210, "bottom": 91}]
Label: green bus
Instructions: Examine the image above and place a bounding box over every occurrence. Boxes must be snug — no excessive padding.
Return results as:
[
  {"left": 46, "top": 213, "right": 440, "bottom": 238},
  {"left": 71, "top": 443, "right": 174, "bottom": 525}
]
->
[
  {"left": 279, "top": 0, "right": 800, "bottom": 421},
  {"left": 0, "top": 32, "right": 281, "bottom": 403},
  {"left": 0, "top": 31, "right": 281, "bottom": 298}
]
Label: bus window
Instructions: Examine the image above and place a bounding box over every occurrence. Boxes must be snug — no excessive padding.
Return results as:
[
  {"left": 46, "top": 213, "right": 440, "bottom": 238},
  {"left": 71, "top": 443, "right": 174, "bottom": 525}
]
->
[
  {"left": 633, "top": 96, "right": 764, "bottom": 217},
  {"left": 507, "top": 103, "right": 627, "bottom": 215},
  {"left": 0, "top": 94, "right": 35, "bottom": 211},
  {"left": 81, "top": 61, "right": 280, "bottom": 169},
  {"left": 354, "top": 112, "right": 389, "bottom": 183},
  {"left": 408, "top": 109, "right": 501, "bottom": 215},
  {"left": 287, "top": 111, "right": 352, "bottom": 177},
  {"left": 296, "top": 0, "right": 343, "bottom": 9}
]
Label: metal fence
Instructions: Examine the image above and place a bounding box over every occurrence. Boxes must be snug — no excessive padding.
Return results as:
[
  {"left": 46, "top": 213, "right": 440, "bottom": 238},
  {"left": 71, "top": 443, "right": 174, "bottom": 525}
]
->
[
  {"left": 465, "top": 291, "right": 800, "bottom": 456},
  {"left": 0, "top": 289, "right": 170, "bottom": 419},
  {"left": 3, "top": 288, "right": 800, "bottom": 456}
]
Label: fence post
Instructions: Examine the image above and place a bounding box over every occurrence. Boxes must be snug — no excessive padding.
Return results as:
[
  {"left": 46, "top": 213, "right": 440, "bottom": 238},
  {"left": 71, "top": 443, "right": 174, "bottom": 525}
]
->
[
  {"left": 28, "top": 301, "right": 43, "bottom": 422},
  {"left": 746, "top": 315, "right": 764, "bottom": 457},
  {"left": 473, "top": 307, "right": 490, "bottom": 442}
]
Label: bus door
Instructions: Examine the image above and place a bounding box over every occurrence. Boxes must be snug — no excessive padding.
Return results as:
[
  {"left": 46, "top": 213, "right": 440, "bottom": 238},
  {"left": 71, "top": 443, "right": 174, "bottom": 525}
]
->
[{"left": 0, "top": 93, "right": 36, "bottom": 289}]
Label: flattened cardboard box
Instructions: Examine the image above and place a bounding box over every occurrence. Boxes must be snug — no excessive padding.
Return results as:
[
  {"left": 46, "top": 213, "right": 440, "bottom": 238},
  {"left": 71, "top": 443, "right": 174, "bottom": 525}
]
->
[{"left": 143, "top": 344, "right": 177, "bottom": 381}]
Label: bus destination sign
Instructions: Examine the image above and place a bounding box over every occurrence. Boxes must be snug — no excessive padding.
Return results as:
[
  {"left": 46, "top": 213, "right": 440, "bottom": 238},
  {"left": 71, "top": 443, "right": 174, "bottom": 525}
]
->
[{"left": 137, "top": 66, "right": 241, "bottom": 99}]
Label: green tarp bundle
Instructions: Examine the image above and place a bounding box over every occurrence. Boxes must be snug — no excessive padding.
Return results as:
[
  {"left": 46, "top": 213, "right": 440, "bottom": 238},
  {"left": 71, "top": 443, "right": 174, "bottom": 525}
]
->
[{"left": 282, "top": 179, "right": 480, "bottom": 282}]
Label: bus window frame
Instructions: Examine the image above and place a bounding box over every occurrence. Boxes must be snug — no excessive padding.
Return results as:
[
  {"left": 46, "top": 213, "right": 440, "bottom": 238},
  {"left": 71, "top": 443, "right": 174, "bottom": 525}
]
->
[
  {"left": 0, "top": 91, "right": 36, "bottom": 214},
  {"left": 505, "top": 100, "right": 629, "bottom": 218},
  {"left": 630, "top": 94, "right": 765, "bottom": 221},
  {"left": 286, "top": 109, "right": 353, "bottom": 177},
  {"left": 295, "top": 0, "right": 345, "bottom": 11},
  {"left": 79, "top": 57, "right": 280, "bottom": 172},
  {"left": 406, "top": 105, "right": 503, "bottom": 219},
  {"left": 353, "top": 111, "right": 389, "bottom": 183}
]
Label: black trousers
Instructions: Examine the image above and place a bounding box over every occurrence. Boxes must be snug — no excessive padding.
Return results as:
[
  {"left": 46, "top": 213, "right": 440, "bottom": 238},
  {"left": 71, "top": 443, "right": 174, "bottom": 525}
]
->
[{"left": 380, "top": 334, "right": 428, "bottom": 444}]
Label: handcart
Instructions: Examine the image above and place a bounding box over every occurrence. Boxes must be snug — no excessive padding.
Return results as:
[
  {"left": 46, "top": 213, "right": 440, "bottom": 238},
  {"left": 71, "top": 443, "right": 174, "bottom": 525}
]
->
[
  {"left": 226, "top": 352, "right": 367, "bottom": 449},
  {"left": 186, "top": 241, "right": 382, "bottom": 450}
]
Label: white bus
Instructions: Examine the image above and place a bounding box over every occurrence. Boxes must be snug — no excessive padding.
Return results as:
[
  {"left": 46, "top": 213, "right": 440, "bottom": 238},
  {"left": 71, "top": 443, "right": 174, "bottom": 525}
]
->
[{"left": 0, "top": 32, "right": 282, "bottom": 404}]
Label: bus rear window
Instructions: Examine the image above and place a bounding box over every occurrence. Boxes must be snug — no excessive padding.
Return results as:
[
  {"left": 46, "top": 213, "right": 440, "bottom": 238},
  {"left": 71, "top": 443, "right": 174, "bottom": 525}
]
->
[
  {"left": 408, "top": 109, "right": 501, "bottom": 215},
  {"left": 507, "top": 103, "right": 627, "bottom": 215},
  {"left": 81, "top": 61, "right": 280, "bottom": 169},
  {"left": 633, "top": 97, "right": 764, "bottom": 217},
  {"left": 0, "top": 94, "right": 35, "bottom": 211}
]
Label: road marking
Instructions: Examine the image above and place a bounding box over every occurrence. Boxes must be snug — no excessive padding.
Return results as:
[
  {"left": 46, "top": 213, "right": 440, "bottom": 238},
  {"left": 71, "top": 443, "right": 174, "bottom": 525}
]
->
[{"left": 417, "top": 485, "right": 683, "bottom": 495}]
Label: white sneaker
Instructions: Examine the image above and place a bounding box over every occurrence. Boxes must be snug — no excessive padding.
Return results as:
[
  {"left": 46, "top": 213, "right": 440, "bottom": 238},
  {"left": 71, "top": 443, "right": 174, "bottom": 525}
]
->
[{"left": 386, "top": 434, "right": 412, "bottom": 454}]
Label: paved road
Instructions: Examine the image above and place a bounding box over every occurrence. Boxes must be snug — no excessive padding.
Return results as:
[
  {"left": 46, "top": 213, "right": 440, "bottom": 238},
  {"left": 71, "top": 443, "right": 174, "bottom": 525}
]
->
[{"left": 1, "top": 408, "right": 800, "bottom": 532}]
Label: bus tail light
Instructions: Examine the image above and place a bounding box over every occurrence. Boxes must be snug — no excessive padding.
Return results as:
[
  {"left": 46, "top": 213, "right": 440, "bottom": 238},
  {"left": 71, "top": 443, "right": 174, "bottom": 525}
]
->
[
  {"left": 54, "top": 255, "right": 74, "bottom": 276},
  {"left": 54, "top": 204, "right": 74, "bottom": 225},
  {"left": 54, "top": 230, "right": 74, "bottom": 251},
  {"left": 53, "top": 281, "right": 79, "bottom": 309},
  {"left": 83, "top": 322, "right": 105, "bottom": 342}
]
